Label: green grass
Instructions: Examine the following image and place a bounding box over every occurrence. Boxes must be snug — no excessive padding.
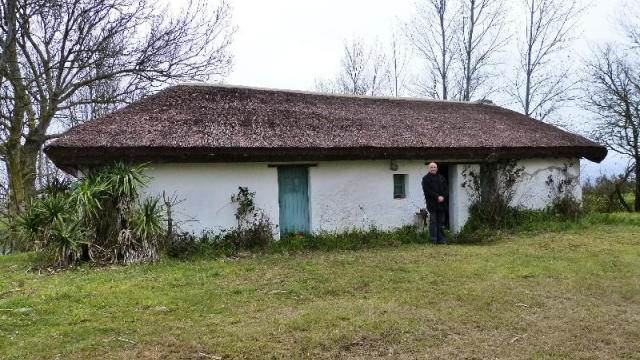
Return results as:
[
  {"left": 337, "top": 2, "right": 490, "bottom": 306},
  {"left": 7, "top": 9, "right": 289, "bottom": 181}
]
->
[
  {"left": 1, "top": 219, "right": 640, "bottom": 359},
  {"left": 507, "top": 210, "right": 640, "bottom": 233}
]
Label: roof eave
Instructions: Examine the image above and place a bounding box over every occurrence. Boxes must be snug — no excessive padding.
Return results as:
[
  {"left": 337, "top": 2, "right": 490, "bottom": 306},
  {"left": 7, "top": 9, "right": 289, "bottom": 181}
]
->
[{"left": 44, "top": 145, "right": 608, "bottom": 171}]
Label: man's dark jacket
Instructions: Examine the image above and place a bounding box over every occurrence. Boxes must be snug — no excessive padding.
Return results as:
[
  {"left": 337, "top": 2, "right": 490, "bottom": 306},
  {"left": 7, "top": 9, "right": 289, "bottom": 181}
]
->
[{"left": 422, "top": 173, "right": 448, "bottom": 212}]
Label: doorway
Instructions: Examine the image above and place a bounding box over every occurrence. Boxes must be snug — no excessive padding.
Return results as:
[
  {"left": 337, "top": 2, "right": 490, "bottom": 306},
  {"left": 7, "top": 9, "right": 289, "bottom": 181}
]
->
[
  {"left": 438, "top": 163, "right": 450, "bottom": 229},
  {"left": 277, "top": 166, "right": 310, "bottom": 236}
]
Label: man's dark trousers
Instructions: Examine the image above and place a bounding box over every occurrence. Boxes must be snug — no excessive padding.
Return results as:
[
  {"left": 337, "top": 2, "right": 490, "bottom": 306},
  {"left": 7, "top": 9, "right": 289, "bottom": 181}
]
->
[{"left": 429, "top": 210, "right": 446, "bottom": 244}]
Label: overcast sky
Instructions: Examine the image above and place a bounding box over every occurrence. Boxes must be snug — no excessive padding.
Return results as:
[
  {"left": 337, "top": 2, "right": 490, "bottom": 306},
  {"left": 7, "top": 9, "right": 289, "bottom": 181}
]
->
[
  {"left": 226, "top": 0, "right": 620, "bottom": 88},
  {"left": 202, "top": 0, "right": 630, "bottom": 179}
]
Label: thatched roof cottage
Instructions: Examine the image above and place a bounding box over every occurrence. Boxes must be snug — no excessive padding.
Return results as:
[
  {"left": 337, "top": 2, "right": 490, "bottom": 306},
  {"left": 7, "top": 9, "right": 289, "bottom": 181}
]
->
[{"left": 46, "top": 84, "right": 606, "bottom": 235}]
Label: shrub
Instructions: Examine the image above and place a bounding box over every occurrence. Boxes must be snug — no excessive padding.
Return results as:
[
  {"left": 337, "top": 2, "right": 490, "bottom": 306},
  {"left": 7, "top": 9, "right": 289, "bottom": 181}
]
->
[
  {"left": 455, "top": 160, "right": 587, "bottom": 243},
  {"left": 0, "top": 229, "right": 12, "bottom": 255},
  {"left": 548, "top": 195, "right": 583, "bottom": 221},
  {"left": 228, "top": 187, "right": 275, "bottom": 249},
  {"left": 165, "top": 232, "right": 201, "bottom": 259},
  {"left": 16, "top": 162, "right": 165, "bottom": 267},
  {"left": 16, "top": 191, "right": 90, "bottom": 266},
  {"left": 275, "top": 225, "right": 422, "bottom": 252},
  {"left": 582, "top": 173, "right": 635, "bottom": 213},
  {"left": 165, "top": 225, "right": 423, "bottom": 260},
  {"left": 456, "top": 160, "right": 525, "bottom": 243},
  {"left": 164, "top": 187, "right": 275, "bottom": 259}
]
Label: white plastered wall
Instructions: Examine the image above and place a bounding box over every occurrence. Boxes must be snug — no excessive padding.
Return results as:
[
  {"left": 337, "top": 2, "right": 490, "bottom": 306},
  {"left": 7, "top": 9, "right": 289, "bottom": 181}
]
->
[
  {"left": 448, "top": 164, "right": 479, "bottom": 232},
  {"left": 141, "top": 157, "right": 581, "bottom": 236},
  {"left": 144, "top": 163, "right": 279, "bottom": 235},
  {"left": 143, "top": 160, "right": 430, "bottom": 236},
  {"left": 511, "top": 158, "right": 581, "bottom": 209},
  {"left": 434, "top": 158, "right": 581, "bottom": 232},
  {"left": 309, "top": 160, "right": 427, "bottom": 232}
]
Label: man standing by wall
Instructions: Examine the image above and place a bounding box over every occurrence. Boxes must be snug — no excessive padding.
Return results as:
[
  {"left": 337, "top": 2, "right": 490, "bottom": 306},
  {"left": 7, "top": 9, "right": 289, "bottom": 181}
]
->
[{"left": 422, "top": 162, "right": 449, "bottom": 244}]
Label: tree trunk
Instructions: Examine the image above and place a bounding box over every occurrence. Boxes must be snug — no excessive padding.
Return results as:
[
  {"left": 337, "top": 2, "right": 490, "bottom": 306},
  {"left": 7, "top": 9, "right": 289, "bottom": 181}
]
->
[
  {"left": 6, "top": 142, "right": 40, "bottom": 216},
  {"left": 463, "top": 0, "right": 476, "bottom": 101},
  {"left": 3, "top": 0, "right": 40, "bottom": 216},
  {"left": 439, "top": 0, "right": 448, "bottom": 100},
  {"left": 635, "top": 160, "right": 640, "bottom": 212},
  {"left": 524, "top": 0, "right": 535, "bottom": 117},
  {"left": 479, "top": 162, "right": 498, "bottom": 202}
]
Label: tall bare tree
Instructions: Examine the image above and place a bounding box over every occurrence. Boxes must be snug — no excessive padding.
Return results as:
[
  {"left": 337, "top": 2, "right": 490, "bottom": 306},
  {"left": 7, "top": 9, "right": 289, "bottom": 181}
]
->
[
  {"left": 406, "top": 0, "right": 457, "bottom": 99},
  {"left": 585, "top": 45, "right": 640, "bottom": 211},
  {"left": 0, "top": 0, "right": 235, "bottom": 215},
  {"left": 406, "top": 0, "right": 507, "bottom": 101},
  {"left": 315, "top": 38, "right": 390, "bottom": 96},
  {"left": 389, "top": 31, "right": 410, "bottom": 97},
  {"left": 457, "top": 0, "right": 509, "bottom": 101},
  {"left": 508, "top": 0, "right": 582, "bottom": 121}
]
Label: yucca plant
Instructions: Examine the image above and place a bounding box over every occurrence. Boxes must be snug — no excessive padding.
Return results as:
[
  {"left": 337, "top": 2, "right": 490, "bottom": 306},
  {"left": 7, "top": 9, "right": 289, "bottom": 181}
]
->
[
  {"left": 73, "top": 163, "right": 145, "bottom": 249},
  {"left": 39, "top": 194, "right": 74, "bottom": 224},
  {"left": 131, "top": 196, "right": 165, "bottom": 242},
  {"left": 15, "top": 161, "right": 165, "bottom": 267},
  {"left": 17, "top": 194, "right": 74, "bottom": 245},
  {"left": 71, "top": 177, "right": 108, "bottom": 220},
  {"left": 17, "top": 193, "right": 89, "bottom": 266},
  {"left": 48, "top": 218, "right": 87, "bottom": 267},
  {"left": 41, "top": 178, "right": 72, "bottom": 197},
  {"left": 112, "top": 196, "right": 165, "bottom": 264},
  {"left": 17, "top": 201, "right": 50, "bottom": 246},
  {"left": 100, "top": 162, "right": 148, "bottom": 203}
]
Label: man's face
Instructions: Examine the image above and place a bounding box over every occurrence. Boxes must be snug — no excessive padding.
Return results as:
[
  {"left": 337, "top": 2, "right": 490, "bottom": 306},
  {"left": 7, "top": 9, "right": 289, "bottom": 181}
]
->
[{"left": 428, "top": 163, "right": 438, "bottom": 174}]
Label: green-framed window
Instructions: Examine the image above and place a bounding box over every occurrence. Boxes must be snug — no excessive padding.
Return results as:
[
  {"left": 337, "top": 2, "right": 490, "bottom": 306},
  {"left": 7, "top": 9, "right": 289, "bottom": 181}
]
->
[{"left": 393, "top": 174, "right": 407, "bottom": 199}]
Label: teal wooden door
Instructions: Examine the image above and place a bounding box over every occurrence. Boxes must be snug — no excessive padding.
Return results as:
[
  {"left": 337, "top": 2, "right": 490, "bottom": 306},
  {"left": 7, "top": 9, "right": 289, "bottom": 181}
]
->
[{"left": 278, "top": 167, "right": 310, "bottom": 236}]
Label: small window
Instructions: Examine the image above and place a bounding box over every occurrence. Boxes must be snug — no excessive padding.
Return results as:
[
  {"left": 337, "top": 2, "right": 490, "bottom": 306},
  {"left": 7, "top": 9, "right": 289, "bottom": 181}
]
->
[{"left": 393, "top": 174, "right": 407, "bottom": 199}]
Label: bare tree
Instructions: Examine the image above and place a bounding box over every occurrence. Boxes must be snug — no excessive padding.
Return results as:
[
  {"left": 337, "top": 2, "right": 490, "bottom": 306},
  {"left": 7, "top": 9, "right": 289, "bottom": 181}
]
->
[
  {"left": 405, "top": 0, "right": 457, "bottom": 99},
  {"left": 0, "top": 0, "right": 235, "bottom": 215},
  {"left": 366, "top": 41, "right": 390, "bottom": 96},
  {"left": 338, "top": 39, "right": 371, "bottom": 95},
  {"left": 621, "top": 0, "right": 640, "bottom": 48},
  {"left": 584, "top": 45, "right": 640, "bottom": 211},
  {"left": 508, "top": 0, "right": 582, "bottom": 121},
  {"left": 389, "top": 31, "right": 410, "bottom": 97},
  {"left": 315, "top": 38, "right": 390, "bottom": 96},
  {"left": 313, "top": 78, "right": 339, "bottom": 94},
  {"left": 406, "top": 0, "right": 507, "bottom": 101},
  {"left": 457, "top": 0, "right": 509, "bottom": 101}
]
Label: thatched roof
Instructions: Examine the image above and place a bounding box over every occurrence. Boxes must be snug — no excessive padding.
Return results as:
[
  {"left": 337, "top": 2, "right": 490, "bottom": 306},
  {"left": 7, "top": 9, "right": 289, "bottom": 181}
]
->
[{"left": 45, "top": 84, "right": 607, "bottom": 169}]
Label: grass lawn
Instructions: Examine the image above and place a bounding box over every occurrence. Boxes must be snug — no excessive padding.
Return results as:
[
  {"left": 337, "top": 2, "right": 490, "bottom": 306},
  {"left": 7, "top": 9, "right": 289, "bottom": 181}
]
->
[{"left": 1, "top": 222, "right": 639, "bottom": 359}]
